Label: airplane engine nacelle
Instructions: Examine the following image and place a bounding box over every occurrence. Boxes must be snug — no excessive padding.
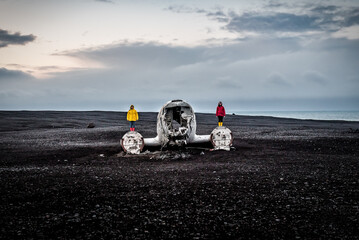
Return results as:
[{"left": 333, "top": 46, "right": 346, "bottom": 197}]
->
[
  {"left": 210, "top": 126, "right": 233, "bottom": 151},
  {"left": 121, "top": 131, "right": 144, "bottom": 154}
]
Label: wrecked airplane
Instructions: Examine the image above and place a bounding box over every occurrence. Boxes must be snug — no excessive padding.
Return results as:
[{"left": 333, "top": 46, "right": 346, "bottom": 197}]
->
[{"left": 121, "top": 100, "right": 233, "bottom": 154}]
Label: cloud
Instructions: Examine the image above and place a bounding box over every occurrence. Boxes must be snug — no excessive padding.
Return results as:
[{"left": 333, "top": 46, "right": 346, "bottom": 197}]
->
[
  {"left": 226, "top": 12, "right": 320, "bottom": 33},
  {"left": 58, "top": 42, "right": 208, "bottom": 70},
  {"left": 344, "top": 8, "right": 359, "bottom": 27},
  {"left": 311, "top": 5, "right": 339, "bottom": 13},
  {"left": 265, "top": 2, "right": 288, "bottom": 9},
  {"left": 2, "top": 64, "right": 86, "bottom": 79},
  {"left": 0, "top": 68, "right": 34, "bottom": 81},
  {"left": 266, "top": 72, "right": 291, "bottom": 86},
  {"left": 1, "top": 34, "right": 359, "bottom": 110},
  {"left": 59, "top": 37, "right": 303, "bottom": 71},
  {"left": 0, "top": 29, "right": 36, "bottom": 48},
  {"left": 215, "top": 76, "right": 242, "bottom": 89},
  {"left": 164, "top": 5, "right": 205, "bottom": 14},
  {"left": 334, "top": 25, "right": 359, "bottom": 40},
  {"left": 95, "top": 0, "right": 114, "bottom": 3},
  {"left": 181, "top": 2, "right": 358, "bottom": 40},
  {"left": 303, "top": 71, "right": 327, "bottom": 85},
  {"left": 163, "top": 2, "right": 359, "bottom": 41}
]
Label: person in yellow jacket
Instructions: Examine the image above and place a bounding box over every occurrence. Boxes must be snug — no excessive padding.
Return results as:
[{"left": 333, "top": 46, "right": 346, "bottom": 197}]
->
[{"left": 127, "top": 105, "right": 139, "bottom": 131}]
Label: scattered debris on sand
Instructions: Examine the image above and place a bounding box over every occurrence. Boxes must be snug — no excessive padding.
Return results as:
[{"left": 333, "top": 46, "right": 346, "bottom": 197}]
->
[{"left": 117, "top": 150, "right": 191, "bottom": 160}]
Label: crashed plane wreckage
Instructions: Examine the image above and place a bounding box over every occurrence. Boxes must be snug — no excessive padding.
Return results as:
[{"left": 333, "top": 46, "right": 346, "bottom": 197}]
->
[{"left": 121, "top": 100, "right": 233, "bottom": 154}]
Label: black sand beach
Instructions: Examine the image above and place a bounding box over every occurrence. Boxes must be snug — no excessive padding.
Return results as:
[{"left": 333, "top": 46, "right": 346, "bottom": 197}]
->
[{"left": 0, "top": 111, "right": 358, "bottom": 239}]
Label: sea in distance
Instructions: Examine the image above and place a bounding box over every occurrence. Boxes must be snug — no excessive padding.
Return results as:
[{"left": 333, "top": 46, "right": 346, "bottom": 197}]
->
[{"left": 233, "top": 111, "right": 359, "bottom": 122}]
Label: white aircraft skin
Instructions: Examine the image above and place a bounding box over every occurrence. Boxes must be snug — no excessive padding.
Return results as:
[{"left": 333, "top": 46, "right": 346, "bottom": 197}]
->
[
  {"left": 144, "top": 100, "right": 211, "bottom": 148},
  {"left": 121, "top": 99, "right": 233, "bottom": 154}
]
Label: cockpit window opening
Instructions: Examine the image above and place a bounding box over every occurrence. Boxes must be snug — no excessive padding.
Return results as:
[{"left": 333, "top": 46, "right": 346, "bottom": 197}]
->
[{"left": 164, "top": 106, "right": 193, "bottom": 132}]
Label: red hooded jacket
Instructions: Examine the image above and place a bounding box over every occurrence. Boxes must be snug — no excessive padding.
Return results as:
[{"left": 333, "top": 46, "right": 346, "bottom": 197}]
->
[{"left": 216, "top": 106, "right": 226, "bottom": 117}]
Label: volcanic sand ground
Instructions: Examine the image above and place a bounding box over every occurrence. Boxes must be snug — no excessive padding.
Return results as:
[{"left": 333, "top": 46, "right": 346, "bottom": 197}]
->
[{"left": 0, "top": 111, "right": 358, "bottom": 239}]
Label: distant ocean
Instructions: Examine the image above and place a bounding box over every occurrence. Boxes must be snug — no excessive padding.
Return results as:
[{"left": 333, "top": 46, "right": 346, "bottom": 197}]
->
[{"left": 234, "top": 111, "right": 359, "bottom": 122}]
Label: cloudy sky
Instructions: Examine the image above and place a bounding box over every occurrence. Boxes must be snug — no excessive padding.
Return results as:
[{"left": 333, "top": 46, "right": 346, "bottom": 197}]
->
[{"left": 0, "top": 0, "right": 358, "bottom": 112}]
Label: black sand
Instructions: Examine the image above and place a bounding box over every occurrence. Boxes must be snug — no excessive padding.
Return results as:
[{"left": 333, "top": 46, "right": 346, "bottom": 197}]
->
[{"left": 0, "top": 111, "right": 358, "bottom": 239}]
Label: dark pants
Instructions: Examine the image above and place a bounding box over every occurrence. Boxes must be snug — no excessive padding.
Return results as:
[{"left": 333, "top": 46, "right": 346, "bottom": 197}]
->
[
  {"left": 217, "top": 116, "right": 224, "bottom": 122},
  {"left": 129, "top": 121, "right": 135, "bottom": 128}
]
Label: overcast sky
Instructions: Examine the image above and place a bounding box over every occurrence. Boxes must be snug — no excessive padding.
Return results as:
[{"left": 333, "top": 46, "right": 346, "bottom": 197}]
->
[{"left": 0, "top": 0, "right": 358, "bottom": 112}]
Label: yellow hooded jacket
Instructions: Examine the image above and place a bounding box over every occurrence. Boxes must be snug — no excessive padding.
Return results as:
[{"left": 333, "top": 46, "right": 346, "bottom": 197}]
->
[{"left": 127, "top": 109, "right": 139, "bottom": 121}]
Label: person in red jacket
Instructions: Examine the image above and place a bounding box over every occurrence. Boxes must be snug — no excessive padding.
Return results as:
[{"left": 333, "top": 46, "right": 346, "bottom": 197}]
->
[{"left": 216, "top": 101, "right": 226, "bottom": 126}]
